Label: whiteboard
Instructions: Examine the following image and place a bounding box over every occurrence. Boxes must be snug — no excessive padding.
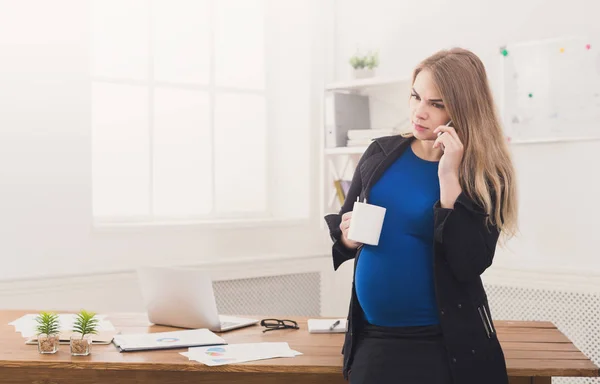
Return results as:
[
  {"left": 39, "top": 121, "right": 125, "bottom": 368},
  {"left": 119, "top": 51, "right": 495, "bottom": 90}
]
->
[{"left": 501, "top": 36, "right": 600, "bottom": 143}]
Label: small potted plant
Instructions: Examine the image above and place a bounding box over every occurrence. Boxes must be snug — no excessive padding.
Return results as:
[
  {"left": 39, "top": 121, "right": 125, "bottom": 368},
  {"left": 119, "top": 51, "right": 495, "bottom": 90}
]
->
[
  {"left": 349, "top": 50, "right": 379, "bottom": 79},
  {"left": 70, "top": 310, "right": 98, "bottom": 356},
  {"left": 35, "top": 312, "right": 61, "bottom": 354}
]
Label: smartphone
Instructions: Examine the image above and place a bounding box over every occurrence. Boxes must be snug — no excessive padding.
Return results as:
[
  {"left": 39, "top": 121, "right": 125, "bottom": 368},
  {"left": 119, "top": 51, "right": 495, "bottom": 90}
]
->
[{"left": 437, "top": 120, "right": 452, "bottom": 151}]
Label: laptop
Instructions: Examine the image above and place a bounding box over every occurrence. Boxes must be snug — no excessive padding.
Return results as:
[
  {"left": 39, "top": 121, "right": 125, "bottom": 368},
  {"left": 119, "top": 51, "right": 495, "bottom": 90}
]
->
[{"left": 136, "top": 266, "right": 259, "bottom": 332}]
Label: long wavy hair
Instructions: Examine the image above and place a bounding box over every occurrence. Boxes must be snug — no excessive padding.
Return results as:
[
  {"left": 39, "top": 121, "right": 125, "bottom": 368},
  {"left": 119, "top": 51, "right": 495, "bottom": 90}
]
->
[{"left": 404, "top": 48, "right": 518, "bottom": 241}]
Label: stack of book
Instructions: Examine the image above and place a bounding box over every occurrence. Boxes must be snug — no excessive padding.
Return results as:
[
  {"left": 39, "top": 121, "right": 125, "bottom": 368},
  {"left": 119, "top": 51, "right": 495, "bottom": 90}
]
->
[{"left": 346, "top": 129, "right": 395, "bottom": 147}]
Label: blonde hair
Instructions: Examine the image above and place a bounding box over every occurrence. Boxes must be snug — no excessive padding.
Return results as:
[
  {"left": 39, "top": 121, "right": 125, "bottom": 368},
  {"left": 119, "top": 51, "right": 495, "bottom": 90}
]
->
[{"left": 405, "top": 48, "right": 518, "bottom": 241}]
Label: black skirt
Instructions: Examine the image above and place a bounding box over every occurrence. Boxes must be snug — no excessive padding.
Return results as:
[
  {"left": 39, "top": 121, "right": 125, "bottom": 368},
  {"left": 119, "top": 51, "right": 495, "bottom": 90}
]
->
[{"left": 349, "top": 323, "right": 453, "bottom": 384}]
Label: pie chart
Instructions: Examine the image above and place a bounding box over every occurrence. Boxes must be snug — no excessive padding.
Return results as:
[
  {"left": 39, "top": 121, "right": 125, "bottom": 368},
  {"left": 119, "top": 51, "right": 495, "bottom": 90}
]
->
[
  {"left": 212, "top": 358, "right": 237, "bottom": 363},
  {"left": 205, "top": 347, "right": 227, "bottom": 356}
]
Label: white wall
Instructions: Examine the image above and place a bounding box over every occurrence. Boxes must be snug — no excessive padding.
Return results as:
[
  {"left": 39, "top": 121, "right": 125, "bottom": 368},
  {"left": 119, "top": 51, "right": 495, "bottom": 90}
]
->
[
  {"left": 2, "top": 0, "right": 598, "bottom": 319},
  {"left": 333, "top": 0, "right": 600, "bottom": 274},
  {"left": 0, "top": 254, "right": 341, "bottom": 315},
  {"left": 0, "top": 0, "right": 332, "bottom": 283}
]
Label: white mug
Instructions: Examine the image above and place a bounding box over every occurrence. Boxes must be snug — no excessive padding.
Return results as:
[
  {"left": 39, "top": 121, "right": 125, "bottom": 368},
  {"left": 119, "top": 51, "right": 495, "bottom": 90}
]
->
[{"left": 347, "top": 200, "right": 386, "bottom": 246}]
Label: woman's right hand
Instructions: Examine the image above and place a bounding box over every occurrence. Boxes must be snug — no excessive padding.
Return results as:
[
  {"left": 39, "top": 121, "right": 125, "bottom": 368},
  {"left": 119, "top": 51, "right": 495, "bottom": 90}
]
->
[{"left": 339, "top": 211, "right": 362, "bottom": 249}]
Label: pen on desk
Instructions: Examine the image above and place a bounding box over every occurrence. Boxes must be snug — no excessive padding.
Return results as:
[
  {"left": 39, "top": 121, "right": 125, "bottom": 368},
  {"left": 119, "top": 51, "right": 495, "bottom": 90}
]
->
[{"left": 329, "top": 320, "right": 340, "bottom": 331}]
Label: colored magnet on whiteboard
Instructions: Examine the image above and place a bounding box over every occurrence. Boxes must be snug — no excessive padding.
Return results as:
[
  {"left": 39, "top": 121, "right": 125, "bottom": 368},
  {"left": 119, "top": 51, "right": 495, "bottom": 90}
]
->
[
  {"left": 560, "top": 47, "right": 565, "bottom": 53},
  {"left": 528, "top": 93, "right": 533, "bottom": 98},
  {"left": 586, "top": 44, "right": 591, "bottom": 50},
  {"left": 501, "top": 49, "right": 508, "bottom": 57}
]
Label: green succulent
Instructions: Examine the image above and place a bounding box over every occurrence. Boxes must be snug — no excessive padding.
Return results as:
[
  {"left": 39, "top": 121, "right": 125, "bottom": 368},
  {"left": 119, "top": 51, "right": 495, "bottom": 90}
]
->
[
  {"left": 349, "top": 51, "right": 379, "bottom": 70},
  {"left": 365, "top": 51, "right": 379, "bottom": 69},
  {"left": 35, "top": 312, "right": 60, "bottom": 336},
  {"left": 72, "top": 310, "right": 99, "bottom": 339},
  {"left": 349, "top": 55, "right": 365, "bottom": 69}
]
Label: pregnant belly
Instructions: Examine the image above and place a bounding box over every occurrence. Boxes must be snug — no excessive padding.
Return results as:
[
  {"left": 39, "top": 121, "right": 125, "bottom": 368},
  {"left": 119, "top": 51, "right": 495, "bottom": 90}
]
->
[{"left": 354, "top": 240, "right": 438, "bottom": 326}]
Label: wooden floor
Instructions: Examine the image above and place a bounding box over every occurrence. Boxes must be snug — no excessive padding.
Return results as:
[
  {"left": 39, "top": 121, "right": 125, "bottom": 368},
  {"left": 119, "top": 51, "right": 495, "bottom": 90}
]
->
[{"left": 0, "top": 311, "right": 597, "bottom": 384}]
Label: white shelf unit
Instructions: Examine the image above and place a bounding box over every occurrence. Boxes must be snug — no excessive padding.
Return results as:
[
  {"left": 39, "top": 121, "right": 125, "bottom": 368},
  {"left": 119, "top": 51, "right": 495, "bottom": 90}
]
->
[
  {"left": 320, "top": 76, "right": 411, "bottom": 220},
  {"left": 324, "top": 146, "right": 368, "bottom": 155},
  {"left": 326, "top": 76, "right": 410, "bottom": 92}
]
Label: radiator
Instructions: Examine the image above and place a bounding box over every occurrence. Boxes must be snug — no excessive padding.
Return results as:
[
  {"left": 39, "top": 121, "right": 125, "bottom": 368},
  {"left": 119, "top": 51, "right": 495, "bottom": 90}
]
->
[
  {"left": 213, "top": 272, "right": 322, "bottom": 318},
  {"left": 485, "top": 284, "right": 600, "bottom": 384}
]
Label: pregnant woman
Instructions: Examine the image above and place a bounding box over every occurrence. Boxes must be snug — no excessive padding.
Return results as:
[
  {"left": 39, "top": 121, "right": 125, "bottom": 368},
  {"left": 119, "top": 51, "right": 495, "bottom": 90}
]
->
[{"left": 325, "top": 47, "right": 518, "bottom": 384}]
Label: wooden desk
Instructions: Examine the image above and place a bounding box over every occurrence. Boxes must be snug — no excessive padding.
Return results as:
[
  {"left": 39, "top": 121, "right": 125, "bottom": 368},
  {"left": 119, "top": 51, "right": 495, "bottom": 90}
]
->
[{"left": 0, "top": 310, "right": 597, "bottom": 384}]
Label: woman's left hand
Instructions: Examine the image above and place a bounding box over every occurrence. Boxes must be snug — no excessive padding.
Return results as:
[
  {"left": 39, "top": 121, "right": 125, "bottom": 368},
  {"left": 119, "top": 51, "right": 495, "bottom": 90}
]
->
[{"left": 433, "top": 125, "right": 464, "bottom": 178}]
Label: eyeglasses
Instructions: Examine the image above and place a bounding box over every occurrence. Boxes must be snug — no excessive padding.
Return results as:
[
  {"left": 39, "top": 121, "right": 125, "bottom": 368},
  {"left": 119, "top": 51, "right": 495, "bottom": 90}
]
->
[{"left": 260, "top": 318, "right": 299, "bottom": 333}]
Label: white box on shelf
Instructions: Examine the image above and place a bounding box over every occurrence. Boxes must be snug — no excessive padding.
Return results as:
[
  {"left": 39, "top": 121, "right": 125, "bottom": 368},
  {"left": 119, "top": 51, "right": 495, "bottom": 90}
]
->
[{"left": 324, "top": 93, "right": 371, "bottom": 148}]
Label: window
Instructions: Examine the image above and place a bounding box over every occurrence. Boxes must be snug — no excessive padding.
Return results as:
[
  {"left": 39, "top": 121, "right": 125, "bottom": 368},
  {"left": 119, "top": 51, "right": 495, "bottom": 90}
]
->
[{"left": 91, "top": 0, "right": 312, "bottom": 223}]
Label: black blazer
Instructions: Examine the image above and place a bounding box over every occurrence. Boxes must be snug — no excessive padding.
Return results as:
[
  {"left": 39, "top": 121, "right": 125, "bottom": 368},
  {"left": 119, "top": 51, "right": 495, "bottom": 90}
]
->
[{"left": 324, "top": 135, "right": 509, "bottom": 384}]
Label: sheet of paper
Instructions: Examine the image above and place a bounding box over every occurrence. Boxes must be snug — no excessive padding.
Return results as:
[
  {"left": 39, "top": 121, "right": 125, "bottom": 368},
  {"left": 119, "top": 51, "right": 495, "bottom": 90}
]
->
[
  {"left": 181, "top": 342, "right": 302, "bottom": 366},
  {"left": 307, "top": 318, "right": 347, "bottom": 333},
  {"left": 9, "top": 314, "right": 115, "bottom": 338},
  {"left": 25, "top": 331, "right": 117, "bottom": 345}
]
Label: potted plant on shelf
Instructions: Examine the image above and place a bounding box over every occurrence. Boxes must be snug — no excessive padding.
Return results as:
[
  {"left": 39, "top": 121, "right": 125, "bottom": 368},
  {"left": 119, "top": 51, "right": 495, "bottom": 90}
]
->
[
  {"left": 349, "top": 50, "right": 379, "bottom": 79},
  {"left": 35, "top": 312, "right": 61, "bottom": 354},
  {"left": 70, "top": 310, "right": 99, "bottom": 356}
]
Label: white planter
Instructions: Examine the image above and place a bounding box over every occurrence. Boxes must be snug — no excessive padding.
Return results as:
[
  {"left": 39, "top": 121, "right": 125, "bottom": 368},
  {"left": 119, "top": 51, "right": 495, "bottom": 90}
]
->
[{"left": 352, "top": 68, "right": 375, "bottom": 79}]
